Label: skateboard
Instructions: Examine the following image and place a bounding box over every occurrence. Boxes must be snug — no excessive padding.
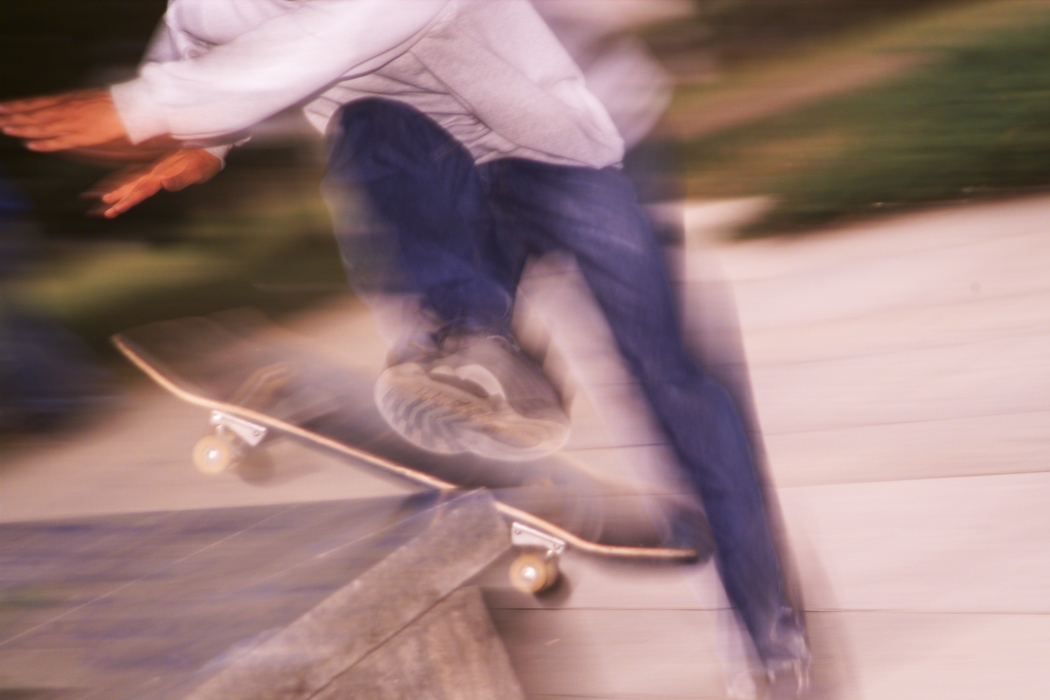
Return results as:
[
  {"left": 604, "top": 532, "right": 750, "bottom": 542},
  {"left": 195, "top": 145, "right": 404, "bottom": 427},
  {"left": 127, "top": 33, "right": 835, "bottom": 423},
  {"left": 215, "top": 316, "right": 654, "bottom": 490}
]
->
[{"left": 113, "top": 309, "right": 709, "bottom": 593}]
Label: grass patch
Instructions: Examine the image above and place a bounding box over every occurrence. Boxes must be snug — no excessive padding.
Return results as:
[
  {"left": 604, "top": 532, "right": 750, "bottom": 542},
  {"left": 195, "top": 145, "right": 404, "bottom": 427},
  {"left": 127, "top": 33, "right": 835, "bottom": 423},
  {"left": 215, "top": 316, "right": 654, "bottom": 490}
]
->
[{"left": 673, "top": 1, "right": 1050, "bottom": 233}]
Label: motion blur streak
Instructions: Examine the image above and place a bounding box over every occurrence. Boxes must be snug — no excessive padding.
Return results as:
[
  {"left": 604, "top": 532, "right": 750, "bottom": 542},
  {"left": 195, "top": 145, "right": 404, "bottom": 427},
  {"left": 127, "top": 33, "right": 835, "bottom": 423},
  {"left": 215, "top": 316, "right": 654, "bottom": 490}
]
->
[{"left": 5, "top": 2, "right": 1050, "bottom": 700}]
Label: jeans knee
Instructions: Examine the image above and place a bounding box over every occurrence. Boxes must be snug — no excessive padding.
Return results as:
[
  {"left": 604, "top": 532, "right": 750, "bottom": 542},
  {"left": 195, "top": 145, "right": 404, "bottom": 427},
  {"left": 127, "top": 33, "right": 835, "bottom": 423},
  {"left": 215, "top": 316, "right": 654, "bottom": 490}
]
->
[
  {"left": 329, "top": 99, "right": 426, "bottom": 168},
  {"left": 335, "top": 98, "right": 417, "bottom": 138},
  {"left": 328, "top": 98, "right": 470, "bottom": 188}
]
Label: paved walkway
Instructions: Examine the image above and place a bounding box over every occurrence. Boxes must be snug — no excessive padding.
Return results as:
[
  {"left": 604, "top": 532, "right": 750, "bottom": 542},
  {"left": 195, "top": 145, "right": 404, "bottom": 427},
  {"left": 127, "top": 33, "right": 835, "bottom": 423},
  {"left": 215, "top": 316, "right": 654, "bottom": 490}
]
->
[
  {"left": 708, "top": 196, "right": 1050, "bottom": 699},
  {"left": 4, "top": 195, "right": 1050, "bottom": 699}
]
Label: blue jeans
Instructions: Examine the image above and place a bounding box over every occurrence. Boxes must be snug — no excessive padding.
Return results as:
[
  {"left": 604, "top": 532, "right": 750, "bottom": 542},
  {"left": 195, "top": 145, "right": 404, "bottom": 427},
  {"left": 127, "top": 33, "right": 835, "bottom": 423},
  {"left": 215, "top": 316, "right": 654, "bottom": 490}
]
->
[{"left": 323, "top": 99, "right": 799, "bottom": 662}]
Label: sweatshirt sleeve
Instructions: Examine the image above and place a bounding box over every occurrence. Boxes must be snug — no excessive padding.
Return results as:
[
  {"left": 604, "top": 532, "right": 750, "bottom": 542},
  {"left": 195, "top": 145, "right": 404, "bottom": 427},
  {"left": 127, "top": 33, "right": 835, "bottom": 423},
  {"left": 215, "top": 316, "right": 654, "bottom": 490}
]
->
[
  {"left": 110, "top": 0, "right": 451, "bottom": 144},
  {"left": 142, "top": 19, "right": 180, "bottom": 65}
]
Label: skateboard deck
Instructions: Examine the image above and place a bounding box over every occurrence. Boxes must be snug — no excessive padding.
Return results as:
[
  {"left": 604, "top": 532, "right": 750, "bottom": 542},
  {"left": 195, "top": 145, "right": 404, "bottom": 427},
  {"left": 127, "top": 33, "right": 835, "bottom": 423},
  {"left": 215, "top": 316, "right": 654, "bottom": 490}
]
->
[{"left": 113, "top": 309, "right": 709, "bottom": 591}]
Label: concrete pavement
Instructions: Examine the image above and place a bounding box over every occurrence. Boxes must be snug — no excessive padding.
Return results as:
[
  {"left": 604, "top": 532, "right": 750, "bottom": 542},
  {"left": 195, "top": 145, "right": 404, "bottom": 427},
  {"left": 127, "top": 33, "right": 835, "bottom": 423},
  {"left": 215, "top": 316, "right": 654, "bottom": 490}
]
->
[{"left": 4, "top": 194, "right": 1050, "bottom": 698}]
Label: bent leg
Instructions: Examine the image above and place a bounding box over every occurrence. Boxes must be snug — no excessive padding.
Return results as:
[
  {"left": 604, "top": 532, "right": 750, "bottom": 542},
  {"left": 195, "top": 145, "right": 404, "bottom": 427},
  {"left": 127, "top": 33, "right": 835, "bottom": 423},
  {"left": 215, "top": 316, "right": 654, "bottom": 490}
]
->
[
  {"left": 492, "top": 160, "right": 801, "bottom": 663},
  {"left": 322, "top": 102, "right": 566, "bottom": 459},
  {"left": 323, "top": 99, "right": 520, "bottom": 337}
]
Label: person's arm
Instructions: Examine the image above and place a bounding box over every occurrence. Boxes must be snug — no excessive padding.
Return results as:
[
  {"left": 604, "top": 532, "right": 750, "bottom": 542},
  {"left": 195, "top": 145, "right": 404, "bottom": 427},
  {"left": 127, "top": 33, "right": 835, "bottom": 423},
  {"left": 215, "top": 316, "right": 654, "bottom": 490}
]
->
[
  {"left": 0, "top": 1, "right": 447, "bottom": 215},
  {"left": 112, "top": 0, "right": 450, "bottom": 143},
  {"left": 0, "top": 90, "right": 129, "bottom": 151},
  {"left": 142, "top": 16, "right": 180, "bottom": 65},
  {"left": 0, "top": 0, "right": 449, "bottom": 151}
]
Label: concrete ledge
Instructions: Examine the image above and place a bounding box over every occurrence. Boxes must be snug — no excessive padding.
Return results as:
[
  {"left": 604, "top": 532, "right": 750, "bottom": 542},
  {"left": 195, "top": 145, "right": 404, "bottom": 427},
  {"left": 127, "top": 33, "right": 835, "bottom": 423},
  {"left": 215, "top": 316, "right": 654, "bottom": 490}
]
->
[
  {"left": 318, "top": 586, "right": 524, "bottom": 700},
  {"left": 183, "top": 493, "right": 513, "bottom": 700}
]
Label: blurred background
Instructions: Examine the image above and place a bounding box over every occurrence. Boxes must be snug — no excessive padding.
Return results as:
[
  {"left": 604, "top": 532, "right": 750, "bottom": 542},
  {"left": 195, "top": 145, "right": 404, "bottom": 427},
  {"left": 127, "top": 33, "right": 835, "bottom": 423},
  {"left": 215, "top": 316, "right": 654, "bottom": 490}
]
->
[
  {"left": 4, "top": 3, "right": 1050, "bottom": 698},
  {"left": 4, "top": 0, "right": 1050, "bottom": 371},
  {"left": 0, "top": 0, "right": 1046, "bottom": 344}
]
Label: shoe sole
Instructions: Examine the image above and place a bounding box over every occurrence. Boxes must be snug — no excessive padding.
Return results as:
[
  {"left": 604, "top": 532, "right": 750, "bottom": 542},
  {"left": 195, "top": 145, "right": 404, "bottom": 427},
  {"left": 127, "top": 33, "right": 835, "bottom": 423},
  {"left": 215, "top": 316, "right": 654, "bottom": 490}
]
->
[{"left": 374, "top": 364, "right": 569, "bottom": 461}]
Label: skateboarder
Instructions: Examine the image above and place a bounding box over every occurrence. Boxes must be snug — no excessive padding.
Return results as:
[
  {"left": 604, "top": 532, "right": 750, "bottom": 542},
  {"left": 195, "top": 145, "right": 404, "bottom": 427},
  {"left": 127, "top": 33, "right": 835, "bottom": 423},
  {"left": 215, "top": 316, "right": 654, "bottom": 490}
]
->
[{"left": 0, "top": 0, "right": 809, "bottom": 694}]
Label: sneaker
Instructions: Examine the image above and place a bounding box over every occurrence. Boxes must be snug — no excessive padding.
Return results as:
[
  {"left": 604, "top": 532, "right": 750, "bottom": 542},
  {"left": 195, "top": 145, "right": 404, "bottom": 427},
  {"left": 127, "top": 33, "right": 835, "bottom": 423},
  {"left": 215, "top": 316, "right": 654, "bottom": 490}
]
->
[
  {"left": 762, "top": 608, "right": 811, "bottom": 700},
  {"left": 374, "top": 333, "right": 570, "bottom": 460},
  {"left": 765, "top": 658, "right": 810, "bottom": 700}
]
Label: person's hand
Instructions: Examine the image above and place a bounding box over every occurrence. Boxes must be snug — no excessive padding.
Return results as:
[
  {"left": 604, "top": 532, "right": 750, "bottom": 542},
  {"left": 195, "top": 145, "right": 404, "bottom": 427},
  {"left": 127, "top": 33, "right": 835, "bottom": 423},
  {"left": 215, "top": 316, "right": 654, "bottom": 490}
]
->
[
  {"left": 85, "top": 149, "right": 223, "bottom": 218},
  {"left": 0, "top": 89, "right": 129, "bottom": 152},
  {"left": 65, "top": 135, "right": 186, "bottom": 165}
]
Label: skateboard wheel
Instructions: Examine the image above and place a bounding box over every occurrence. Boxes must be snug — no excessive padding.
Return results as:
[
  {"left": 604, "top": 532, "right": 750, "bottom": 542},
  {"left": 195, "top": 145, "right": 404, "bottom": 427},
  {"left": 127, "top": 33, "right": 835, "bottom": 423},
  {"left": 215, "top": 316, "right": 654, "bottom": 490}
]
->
[
  {"left": 509, "top": 551, "right": 559, "bottom": 594},
  {"left": 192, "top": 434, "right": 240, "bottom": 475}
]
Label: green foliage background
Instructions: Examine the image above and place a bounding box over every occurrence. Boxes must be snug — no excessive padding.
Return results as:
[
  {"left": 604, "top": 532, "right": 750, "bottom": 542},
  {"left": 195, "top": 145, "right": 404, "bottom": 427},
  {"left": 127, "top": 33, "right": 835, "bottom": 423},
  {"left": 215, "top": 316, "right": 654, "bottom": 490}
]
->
[{"left": 676, "top": 4, "right": 1050, "bottom": 233}]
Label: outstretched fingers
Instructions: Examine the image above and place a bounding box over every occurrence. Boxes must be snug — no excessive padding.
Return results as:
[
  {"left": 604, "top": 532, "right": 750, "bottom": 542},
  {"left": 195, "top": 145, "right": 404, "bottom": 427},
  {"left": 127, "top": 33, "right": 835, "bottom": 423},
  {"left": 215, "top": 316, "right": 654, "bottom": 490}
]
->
[
  {"left": 158, "top": 161, "right": 208, "bottom": 192},
  {"left": 26, "top": 133, "right": 113, "bottom": 152},
  {"left": 100, "top": 177, "right": 165, "bottom": 218},
  {"left": 86, "top": 149, "right": 223, "bottom": 217},
  {"left": 0, "top": 89, "right": 128, "bottom": 151},
  {"left": 0, "top": 93, "right": 74, "bottom": 114}
]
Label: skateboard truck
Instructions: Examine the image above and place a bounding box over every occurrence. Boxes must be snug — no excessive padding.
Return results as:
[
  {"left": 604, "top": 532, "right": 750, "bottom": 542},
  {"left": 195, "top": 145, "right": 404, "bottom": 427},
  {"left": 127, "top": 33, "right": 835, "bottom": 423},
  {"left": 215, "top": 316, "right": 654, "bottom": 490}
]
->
[
  {"left": 192, "top": 410, "right": 268, "bottom": 474},
  {"left": 508, "top": 522, "right": 565, "bottom": 594}
]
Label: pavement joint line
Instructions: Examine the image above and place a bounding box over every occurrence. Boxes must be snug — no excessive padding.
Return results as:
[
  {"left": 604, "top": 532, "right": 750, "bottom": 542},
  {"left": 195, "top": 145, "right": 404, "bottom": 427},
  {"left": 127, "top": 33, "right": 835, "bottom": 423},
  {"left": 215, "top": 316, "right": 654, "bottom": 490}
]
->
[
  {"left": 778, "top": 467, "right": 1050, "bottom": 490},
  {"left": 766, "top": 406, "right": 1050, "bottom": 435},
  {"left": 488, "top": 606, "right": 733, "bottom": 613},
  {"left": 739, "top": 289, "right": 1050, "bottom": 335},
  {"left": 802, "top": 608, "right": 1050, "bottom": 616},
  {"left": 751, "top": 331, "right": 1050, "bottom": 365}
]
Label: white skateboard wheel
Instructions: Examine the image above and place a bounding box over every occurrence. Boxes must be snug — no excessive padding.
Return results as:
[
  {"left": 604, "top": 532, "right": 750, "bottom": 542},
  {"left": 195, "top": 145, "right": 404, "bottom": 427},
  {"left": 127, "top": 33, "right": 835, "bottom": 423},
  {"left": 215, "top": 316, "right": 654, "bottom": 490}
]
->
[
  {"left": 192, "top": 434, "right": 240, "bottom": 475},
  {"left": 509, "top": 551, "right": 559, "bottom": 594}
]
